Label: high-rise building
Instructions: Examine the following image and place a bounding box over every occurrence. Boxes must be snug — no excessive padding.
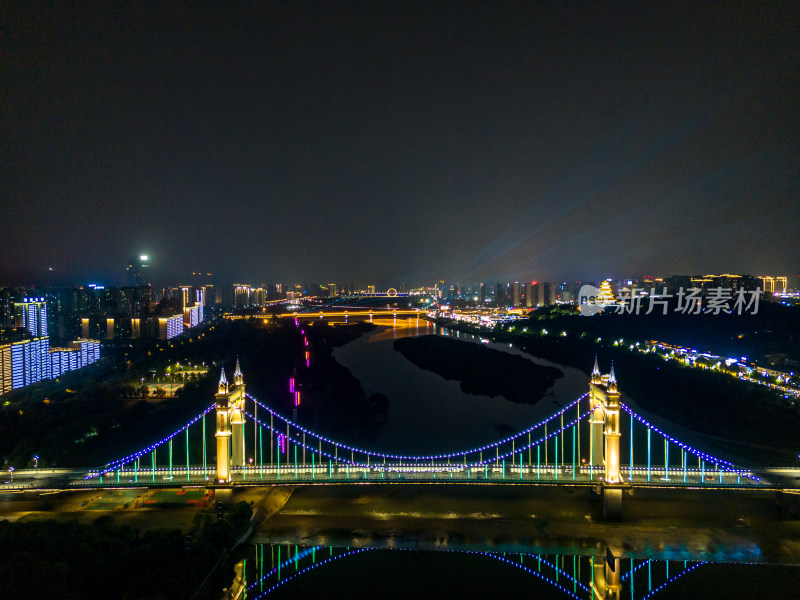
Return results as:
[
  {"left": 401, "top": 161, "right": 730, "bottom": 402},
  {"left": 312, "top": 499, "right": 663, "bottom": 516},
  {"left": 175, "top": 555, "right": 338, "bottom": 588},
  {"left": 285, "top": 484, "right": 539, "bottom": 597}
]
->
[
  {"left": 511, "top": 282, "right": 521, "bottom": 307},
  {"left": 15, "top": 298, "right": 48, "bottom": 337},
  {"left": 250, "top": 287, "right": 266, "bottom": 305},
  {"left": 184, "top": 304, "right": 202, "bottom": 329},
  {"left": 127, "top": 255, "right": 151, "bottom": 286},
  {"left": 525, "top": 282, "right": 535, "bottom": 308},
  {"left": 49, "top": 339, "right": 100, "bottom": 379},
  {"left": 0, "top": 333, "right": 100, "bottom": 395},
  {"left": 535, "top": 282, "right": 556, "bottom": 307},
  {"left": 0, "top": 288, "right": 17, "bottom": 330},
  {"left": 158, "top": 315, "right": 184, "bottom": 340},
  {"left": 479, "top": 283, "right": 486, "bottom": 304},
  {"left": 234, "top": 284, "right": 251, "bottom": 307}
]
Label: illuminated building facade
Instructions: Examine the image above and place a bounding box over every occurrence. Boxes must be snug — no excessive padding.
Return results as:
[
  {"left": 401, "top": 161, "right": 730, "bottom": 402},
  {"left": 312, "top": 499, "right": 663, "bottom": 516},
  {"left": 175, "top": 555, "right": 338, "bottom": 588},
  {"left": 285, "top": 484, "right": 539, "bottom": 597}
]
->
[
  {"left": 0, "top": 330, "right": 99, "bottom": 395},
  {"left": 234, "top": 284, "right": 251, "bottom": 307},
  {"left": 184, "top": 304, "right": 202, "bottom": 329},
  {"left": 759, "top": 275, "right": 787, "bottom": 295},
  {"left": 158, "top": 314, "right": 184, "bottom": 340},
  {"left": 15, "top": 298, "right": 48, "bottom": 337},
  {"left": 49, "top": 339, "right": 101, "bottom": 378}
]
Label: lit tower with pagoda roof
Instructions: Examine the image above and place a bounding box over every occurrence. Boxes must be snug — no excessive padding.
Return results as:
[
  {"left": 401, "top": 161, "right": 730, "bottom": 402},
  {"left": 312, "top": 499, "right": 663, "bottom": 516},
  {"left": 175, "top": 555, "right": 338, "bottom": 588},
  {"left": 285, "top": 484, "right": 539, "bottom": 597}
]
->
[{"left": 596, "top": 279, "right": 616, "bottom": 304}]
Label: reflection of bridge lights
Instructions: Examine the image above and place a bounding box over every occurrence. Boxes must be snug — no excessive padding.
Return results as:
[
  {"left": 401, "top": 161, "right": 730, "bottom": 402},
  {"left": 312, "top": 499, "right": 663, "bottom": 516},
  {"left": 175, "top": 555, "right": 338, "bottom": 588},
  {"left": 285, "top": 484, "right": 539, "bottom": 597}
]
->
[{"left": 245, "top": 545, "right": 706, "bottom": 600}]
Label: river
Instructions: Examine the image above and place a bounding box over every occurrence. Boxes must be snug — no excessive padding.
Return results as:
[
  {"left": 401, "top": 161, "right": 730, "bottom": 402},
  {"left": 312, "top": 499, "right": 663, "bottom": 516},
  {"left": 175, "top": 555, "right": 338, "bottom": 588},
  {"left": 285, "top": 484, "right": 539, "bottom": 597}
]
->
[{"left": 332, "top": 317, "right": 588, "bottom": 454}]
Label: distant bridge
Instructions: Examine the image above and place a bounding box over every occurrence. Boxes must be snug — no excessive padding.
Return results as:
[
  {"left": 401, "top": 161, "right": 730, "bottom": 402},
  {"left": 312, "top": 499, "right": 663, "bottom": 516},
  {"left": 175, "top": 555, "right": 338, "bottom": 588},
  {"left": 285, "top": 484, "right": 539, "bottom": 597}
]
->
[{"left": 224, "top": 308, "right": 425, "bottom": 321}]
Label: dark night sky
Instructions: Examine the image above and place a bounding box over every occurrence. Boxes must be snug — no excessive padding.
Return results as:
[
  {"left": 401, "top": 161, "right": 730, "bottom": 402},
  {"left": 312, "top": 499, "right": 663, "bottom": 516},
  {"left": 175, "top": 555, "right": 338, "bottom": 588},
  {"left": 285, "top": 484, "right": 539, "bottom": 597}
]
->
[{"left": 1, "top": 3, "right": 798, "bottom": 287}]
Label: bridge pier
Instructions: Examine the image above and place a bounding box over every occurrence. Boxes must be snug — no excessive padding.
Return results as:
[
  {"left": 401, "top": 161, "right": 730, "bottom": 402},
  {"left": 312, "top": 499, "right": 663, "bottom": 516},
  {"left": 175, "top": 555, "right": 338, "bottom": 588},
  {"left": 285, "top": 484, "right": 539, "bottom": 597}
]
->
[
  {"left": 602, "top": 486, "right": 623, "bottom": 520},
  {"left": 214, "top": 487, "right": 233, "bottom": 505}
]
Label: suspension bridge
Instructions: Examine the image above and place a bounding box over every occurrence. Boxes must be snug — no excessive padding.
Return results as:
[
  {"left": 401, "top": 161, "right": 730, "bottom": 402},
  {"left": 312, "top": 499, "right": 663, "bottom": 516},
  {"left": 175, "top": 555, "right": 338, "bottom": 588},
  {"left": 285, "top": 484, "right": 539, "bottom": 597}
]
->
[{"left": 4, "top": 357, "right": 759, "bottom": 518}]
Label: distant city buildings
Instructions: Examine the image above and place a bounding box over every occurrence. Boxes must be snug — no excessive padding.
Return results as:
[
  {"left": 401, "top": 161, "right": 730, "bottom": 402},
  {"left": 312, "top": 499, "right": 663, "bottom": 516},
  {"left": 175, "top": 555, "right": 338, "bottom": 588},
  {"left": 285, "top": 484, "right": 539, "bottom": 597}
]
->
[
  {"left": 0, "top": 296, "right": 100, "bottom": 396},
  {"left": 758, "top": 276, "right": 788, "bottom": 295},
  {"left": 428, "top": 272, "right": 778, "bottom": 312}
]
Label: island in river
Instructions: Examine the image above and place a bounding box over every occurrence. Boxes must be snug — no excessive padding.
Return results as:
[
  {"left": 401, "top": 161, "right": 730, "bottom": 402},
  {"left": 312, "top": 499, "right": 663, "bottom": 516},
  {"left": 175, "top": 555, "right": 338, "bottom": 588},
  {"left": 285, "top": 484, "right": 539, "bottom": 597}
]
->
[{"left": 393, "top": 334, "right": 562, "bottom": 404}]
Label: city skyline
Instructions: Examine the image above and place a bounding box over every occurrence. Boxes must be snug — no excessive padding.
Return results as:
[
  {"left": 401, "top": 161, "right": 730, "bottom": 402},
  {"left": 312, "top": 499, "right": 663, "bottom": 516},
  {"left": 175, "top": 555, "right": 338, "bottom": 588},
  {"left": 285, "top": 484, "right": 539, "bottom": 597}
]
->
[{"left": 1, "top": 4, "right": 798, "bottom": 286}]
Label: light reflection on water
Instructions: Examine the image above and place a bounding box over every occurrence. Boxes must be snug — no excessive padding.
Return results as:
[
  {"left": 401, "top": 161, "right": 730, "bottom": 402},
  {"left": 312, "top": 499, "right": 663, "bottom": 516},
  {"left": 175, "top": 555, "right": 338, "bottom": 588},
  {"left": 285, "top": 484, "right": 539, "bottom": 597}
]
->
[{"left": 225, "top": 543, "right": 799, "bottom": 600}]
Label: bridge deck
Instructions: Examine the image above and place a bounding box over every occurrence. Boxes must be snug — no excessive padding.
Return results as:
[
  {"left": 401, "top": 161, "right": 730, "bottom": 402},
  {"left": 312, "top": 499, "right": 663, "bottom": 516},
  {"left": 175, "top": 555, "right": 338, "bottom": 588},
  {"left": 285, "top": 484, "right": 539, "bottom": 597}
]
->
[{"left": 2, "top": 464, "right": 770, "bottom": 491}]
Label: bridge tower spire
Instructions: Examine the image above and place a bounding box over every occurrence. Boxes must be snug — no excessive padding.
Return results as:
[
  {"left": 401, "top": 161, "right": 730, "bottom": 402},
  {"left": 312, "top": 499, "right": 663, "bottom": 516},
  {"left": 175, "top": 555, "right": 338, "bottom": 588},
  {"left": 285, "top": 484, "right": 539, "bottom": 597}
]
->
[
  {"left": 218, "top": 367, "right": 228, "bottom": 394},
  {"left": 233, "top": 357, "right": 243, "bottom": 386}
]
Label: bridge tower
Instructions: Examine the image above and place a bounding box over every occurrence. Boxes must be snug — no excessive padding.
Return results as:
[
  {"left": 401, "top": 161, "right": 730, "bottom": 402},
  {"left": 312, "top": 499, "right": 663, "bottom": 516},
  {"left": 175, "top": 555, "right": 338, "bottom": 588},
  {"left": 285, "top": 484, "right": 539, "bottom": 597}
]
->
[
  {"left": 214, "top": 360, "right": 247, "bottom": 483},
  {"left": 588, "top": 358, "right": 626, "bottom": 518},
  {"left": 589, "top": 358, "right": 605, "bottom": 469},
  {"left": 230, "top": 359, "right": 246, "bottom": 467}
]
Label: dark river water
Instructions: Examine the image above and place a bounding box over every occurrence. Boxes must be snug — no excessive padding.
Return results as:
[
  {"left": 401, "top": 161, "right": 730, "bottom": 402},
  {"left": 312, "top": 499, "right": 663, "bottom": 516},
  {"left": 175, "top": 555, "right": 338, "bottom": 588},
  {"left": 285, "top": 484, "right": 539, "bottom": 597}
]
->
[{"left": 332, "top": 318, "right": 588, "bottom": 454}]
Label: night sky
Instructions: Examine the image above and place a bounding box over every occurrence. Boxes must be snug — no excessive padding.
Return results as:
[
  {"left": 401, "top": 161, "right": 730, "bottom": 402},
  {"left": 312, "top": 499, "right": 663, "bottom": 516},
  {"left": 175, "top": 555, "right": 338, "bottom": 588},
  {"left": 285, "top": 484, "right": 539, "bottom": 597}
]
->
[{"left": 1, "top": 3, "right": 798, "bottom": 287}]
